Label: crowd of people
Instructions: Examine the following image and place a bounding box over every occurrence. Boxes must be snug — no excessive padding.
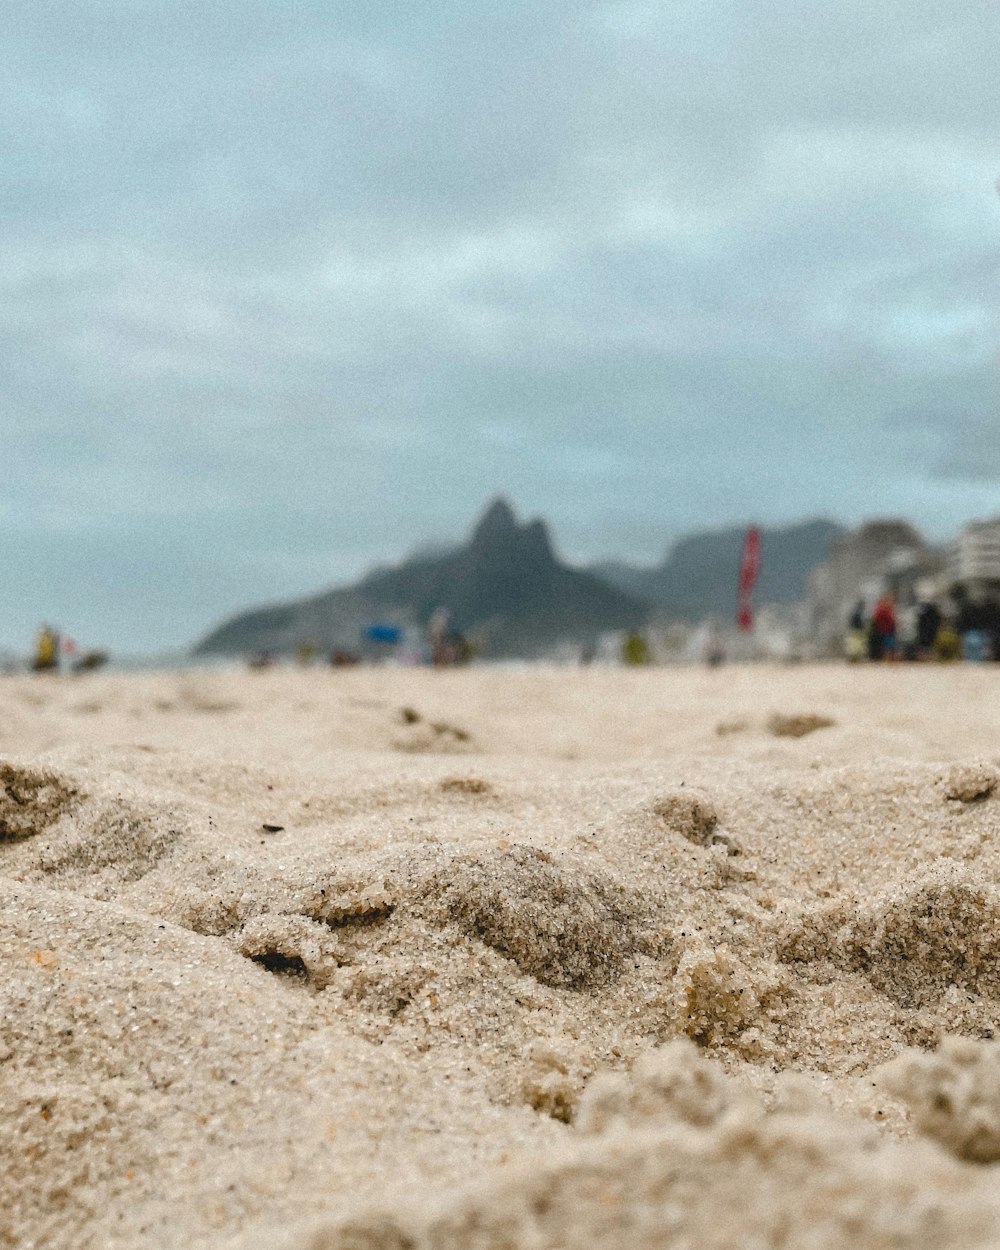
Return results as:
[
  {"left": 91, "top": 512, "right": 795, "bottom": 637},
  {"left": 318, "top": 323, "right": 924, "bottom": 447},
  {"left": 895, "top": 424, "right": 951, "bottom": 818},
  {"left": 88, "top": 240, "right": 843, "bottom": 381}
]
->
[
  {"left": 248, "top": 609, "right": 476, "bottom": 672},
  {"left": 845, "top": 590, "right": 1000, "bottom": 662}
]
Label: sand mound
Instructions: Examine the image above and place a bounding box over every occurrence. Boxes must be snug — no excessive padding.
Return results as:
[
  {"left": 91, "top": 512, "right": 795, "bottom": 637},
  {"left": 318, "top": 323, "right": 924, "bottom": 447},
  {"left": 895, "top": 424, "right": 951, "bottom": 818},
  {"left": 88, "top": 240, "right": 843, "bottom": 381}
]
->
[
  {"left": 422, "top": 845, "right": 640, "bottom": 990},
  {"left": 235, "top": 913, "right": 343, "bottom": 986},
  {"left": 650, "top": 790, "right": 719, "bottom": 845},
  {"left": 879, "top": 1036, "right": 1000, "bottom": 1163},
  {"left": 780, "top": 864, "right": 1000, "bottom": 1008},
  {"left": 941, "top": 761, "right": 999, "bottom": 803},
  {"left": 2, "top": 803, "right": 186, "bottom": 893},
  {"left": 392, "top": 710, "right": 473, "bottom": 753},
  {"left": 0, "top": 760, "right": 79, "bottom": 842},
  {"left": 293, "top": 1041, "right": 1000, "bottom": 1250},
  {"left": 439, "top": 775, "right": 493, "bottom": 796},
  {"left": 422, "top": 845, "right": 641, "bottom": 990},
  {"left": 144, "top": 838, "right": 643, "bottom": 1003},
  {"left": 647, "top": 790, "right": 746, "bottom": 863},
  {"left": 229, "top": 879, "right": 399, "bottom": 993},
  {"left": 0, "top": 757, "right": 190, "bottom": 892},
  {"left": 35, "top": 796, "right": 187, "bottom": 885},
  {"left": 576, "top": 1039, "right": 743, "bottom": 1132},
  {"left": 768, "top": 712, "right": 836, "bottom": 738},
  {"left": 673, "top": 940, "right": 786, "bottom": 1052}
]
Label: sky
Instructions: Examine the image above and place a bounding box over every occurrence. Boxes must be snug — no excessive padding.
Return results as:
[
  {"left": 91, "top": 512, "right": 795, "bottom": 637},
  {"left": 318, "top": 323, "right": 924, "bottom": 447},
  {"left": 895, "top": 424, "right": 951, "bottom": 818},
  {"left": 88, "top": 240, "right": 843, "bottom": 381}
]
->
[{"left": 4, "top": 0, "right": 999, "bottom": 652}]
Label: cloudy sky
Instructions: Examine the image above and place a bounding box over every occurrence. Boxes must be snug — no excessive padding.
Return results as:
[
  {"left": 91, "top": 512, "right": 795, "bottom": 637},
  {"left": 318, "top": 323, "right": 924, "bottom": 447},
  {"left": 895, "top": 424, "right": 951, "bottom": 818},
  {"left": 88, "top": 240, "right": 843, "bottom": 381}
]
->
[{"left": 4, "top": 0, "right": 999, "bottom": 652}]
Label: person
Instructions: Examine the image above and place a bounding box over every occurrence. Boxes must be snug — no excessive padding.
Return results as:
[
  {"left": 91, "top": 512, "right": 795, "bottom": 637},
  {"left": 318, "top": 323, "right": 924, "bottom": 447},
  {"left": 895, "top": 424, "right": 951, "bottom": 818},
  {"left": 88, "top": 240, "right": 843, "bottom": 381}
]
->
[
  {"left": 955, "top": 588, "right": 989, "bottom": 662},
  {"left": 295, "top": 640, "right": 317, "bottom": 667},
  {"left": 428, "top": 607, "right": 452, "bottom": 667},
  {"left": 329, "top": 648, "right": 359, "bottom": 667},
  {"left": 72, "top": 649, "right": 108, "bottom": 674},
  {"left": 845, "top": 601, "right": 867, "bottom": 662},
  {"left": 869, "top": 593, "right": 897, "bottom": 661},
  {"left": 982, "top": 599, "right": 1000, "bottom": 662},
  {"left": 623, "top": 630, "right": 650, "bottom": 666},
  {"left": 32, "top": 624, "right": 60, "bottom": 672},
  {"left": 934, "top": 618, "right": 962, "bottom": 661},
  {"left": 916, "top": 600, "right": 942, "bottom": 660},
  {"left": 897, "top": 599, "right": 920, "bottom": 662},
  {"left": 451, "top": 632, "right": 473, "bottom": 666}
]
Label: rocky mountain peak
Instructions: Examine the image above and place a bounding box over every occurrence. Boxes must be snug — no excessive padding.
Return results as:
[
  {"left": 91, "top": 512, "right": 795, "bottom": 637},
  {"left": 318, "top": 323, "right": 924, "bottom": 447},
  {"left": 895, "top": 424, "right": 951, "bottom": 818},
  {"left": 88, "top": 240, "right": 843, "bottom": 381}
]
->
[
  {"left": 468, "top": 499, "right": 557, "bottom": 576},
  {"left": 470, "top": 497, "right": 519, "bottom": 548}
]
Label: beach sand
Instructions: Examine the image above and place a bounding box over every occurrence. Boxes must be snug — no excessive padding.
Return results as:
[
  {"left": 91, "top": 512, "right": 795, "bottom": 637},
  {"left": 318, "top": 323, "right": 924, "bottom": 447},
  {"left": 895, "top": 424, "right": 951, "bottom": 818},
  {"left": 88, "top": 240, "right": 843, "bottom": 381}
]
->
[{"left": 4, "top": 662, "right": 1000, "bottom": 1249}]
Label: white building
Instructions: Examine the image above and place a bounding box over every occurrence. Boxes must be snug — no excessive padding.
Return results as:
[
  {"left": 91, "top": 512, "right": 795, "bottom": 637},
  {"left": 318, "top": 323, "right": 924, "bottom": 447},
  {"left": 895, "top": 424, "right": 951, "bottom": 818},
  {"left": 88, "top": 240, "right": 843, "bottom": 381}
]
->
[{"left": 947, "top": 518, "right": 1000, "bottom": 588}]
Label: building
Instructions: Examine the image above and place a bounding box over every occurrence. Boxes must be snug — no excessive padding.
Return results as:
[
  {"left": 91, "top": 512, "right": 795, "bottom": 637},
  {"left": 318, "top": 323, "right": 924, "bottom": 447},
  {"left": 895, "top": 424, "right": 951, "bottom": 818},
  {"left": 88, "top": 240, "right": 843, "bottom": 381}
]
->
[{"left": 946, "top": 518, "right": 1000, "bottom": 592}]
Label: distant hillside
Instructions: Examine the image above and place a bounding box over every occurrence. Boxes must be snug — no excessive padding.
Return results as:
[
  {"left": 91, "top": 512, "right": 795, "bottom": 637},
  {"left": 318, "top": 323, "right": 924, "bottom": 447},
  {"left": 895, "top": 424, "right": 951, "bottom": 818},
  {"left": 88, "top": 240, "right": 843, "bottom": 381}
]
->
[
  {"left": 193, "top": 498, "right": 649, "bottom": 658},
  {"left": 594, "top": 519, "right": 845, "bottom": 621}
]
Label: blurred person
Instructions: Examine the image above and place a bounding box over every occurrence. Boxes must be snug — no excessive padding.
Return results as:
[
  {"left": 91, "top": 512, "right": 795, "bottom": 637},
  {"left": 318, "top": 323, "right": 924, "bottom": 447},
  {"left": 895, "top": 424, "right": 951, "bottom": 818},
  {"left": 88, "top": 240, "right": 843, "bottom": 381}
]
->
[
  {"left": 32, "top": 624, "right": 60, "bottom": 672},
  {"left": 845, "top": 601, "right": 867, "bottom": 663},
  {"left": 916, "top": 599, "right": 942, "bottom": 660},
  {"left": 934, "top": 619, "right": 962, "bottom": 661},
  {"left": 623, "top": 630, "right": 650, "bottom": 666},
  {"left": 329, "top": 648, "right": 359, "bottom": 667},
  {"left": 955, "top": 587, "right": 989, "bottom": 662},
  {"left": 868, "top": 593, "right": 897, "bottom": 662},
  {"left": 897, "top": 600, "right": 920, "bottom": 661},
  {"left": 451, "top": 632, "right": 473, "bottom": 666},
  {"left": 428, "top": 607, "right": 451, "bottom": 667},
  {"left": 703, "top": 624, "right": 725, "bottom": 668},
  {"left": 983, "top": 599, "right": 1000, "bottom": 661},
  {"left": 72, "top": 650, "right": 108, "bottom": 674}
]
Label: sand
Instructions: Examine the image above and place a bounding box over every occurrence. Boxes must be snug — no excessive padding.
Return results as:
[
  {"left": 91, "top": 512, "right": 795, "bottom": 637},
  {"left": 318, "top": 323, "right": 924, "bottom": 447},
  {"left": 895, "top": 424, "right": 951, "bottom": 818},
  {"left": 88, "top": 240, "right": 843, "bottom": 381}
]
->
[{"left": 3, "top": 661, "right": 1000, "bottom": 1249}]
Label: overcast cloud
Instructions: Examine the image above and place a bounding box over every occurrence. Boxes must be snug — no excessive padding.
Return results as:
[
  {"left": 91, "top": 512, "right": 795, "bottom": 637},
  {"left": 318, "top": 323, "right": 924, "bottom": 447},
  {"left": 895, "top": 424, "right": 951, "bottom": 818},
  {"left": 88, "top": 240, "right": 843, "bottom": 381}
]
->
[{"left": 3, "top": 0, "right": 999, "bottom": 651}]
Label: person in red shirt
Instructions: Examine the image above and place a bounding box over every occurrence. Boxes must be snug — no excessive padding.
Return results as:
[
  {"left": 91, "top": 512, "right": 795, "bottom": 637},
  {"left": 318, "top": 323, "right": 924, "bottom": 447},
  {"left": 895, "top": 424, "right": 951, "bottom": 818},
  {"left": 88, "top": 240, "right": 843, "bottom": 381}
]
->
[{"left": 870, "top": 593, "right": 898, "bottom": 661}]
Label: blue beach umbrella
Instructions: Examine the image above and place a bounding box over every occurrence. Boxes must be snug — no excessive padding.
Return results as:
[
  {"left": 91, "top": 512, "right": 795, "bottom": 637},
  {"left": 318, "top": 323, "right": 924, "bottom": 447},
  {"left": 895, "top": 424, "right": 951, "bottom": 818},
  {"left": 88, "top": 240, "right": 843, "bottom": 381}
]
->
[{"left": 363, "top": 623, "right": 403, "bottom": 645}]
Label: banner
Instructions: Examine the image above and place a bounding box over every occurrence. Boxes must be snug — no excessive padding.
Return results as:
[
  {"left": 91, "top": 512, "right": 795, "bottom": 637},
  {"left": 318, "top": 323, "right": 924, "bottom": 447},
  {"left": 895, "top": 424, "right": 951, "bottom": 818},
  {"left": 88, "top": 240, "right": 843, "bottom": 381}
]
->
[{"left": 736, "top": 526, "right": 762, "bottom": 632}]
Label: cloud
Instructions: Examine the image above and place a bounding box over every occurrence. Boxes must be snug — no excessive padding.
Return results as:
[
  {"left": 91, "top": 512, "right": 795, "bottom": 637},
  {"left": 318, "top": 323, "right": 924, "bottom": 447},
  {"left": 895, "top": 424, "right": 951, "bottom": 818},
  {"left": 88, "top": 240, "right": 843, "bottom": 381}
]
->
[{"left": 2, "top": 0, "right": 999, "bottom": 648}]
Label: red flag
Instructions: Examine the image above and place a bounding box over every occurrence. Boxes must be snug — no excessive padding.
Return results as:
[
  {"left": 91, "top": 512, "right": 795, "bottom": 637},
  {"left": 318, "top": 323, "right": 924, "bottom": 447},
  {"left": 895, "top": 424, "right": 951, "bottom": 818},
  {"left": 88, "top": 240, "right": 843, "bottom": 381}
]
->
[{"left": 736, "top": 526, "right": 761, "bottom": 632}]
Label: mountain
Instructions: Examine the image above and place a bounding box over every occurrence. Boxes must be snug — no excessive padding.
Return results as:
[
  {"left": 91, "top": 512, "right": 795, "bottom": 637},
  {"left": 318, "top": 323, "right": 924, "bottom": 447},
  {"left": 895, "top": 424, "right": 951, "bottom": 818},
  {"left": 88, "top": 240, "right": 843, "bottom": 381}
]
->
[
  {"left": 193, "top": 498, "right": 649, "bottom": 658},
  {"left": 593, "top": 519, "right": 845, "bottom": 621}
]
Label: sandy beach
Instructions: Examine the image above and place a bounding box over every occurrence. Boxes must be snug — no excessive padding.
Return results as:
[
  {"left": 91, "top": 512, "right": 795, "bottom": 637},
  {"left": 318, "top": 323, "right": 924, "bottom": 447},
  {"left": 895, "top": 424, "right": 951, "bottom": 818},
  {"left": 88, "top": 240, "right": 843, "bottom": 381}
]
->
[{"left": 4, "top": 662, "right": 1000, "bottom": 1249}]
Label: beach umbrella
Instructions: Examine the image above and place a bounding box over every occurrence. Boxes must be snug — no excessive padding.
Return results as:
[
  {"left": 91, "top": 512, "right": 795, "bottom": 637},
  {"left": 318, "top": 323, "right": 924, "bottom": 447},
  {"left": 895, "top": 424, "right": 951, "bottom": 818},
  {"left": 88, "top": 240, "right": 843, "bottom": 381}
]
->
[{"left": 363, "top": 623, "right": 403, "bottom": 644}]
